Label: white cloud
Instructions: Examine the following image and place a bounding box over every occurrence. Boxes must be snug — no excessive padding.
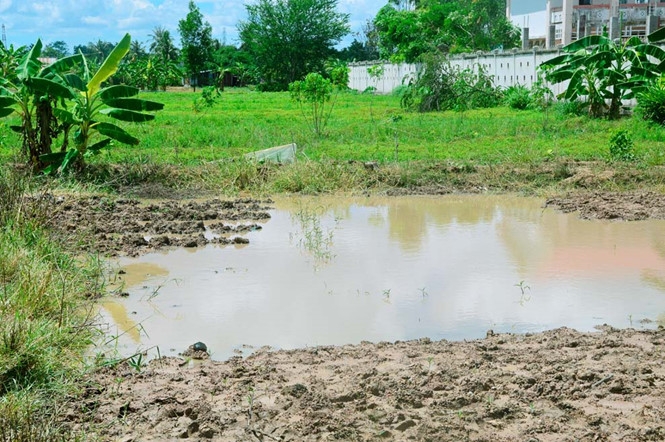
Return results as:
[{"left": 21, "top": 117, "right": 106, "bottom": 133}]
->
[{"left": 0, "top": 0, "right": 382, "bottom": 49}]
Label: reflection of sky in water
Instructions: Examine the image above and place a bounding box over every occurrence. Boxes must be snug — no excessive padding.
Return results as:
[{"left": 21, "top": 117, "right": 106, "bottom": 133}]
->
[{"left": 100, "top": 195, "right": 665, "bottom": 360}]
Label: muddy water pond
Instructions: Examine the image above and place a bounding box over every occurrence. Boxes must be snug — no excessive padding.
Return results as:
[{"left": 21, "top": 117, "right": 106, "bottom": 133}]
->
[{"left": 101, "top": 195, "right": 665, "bottom": 360}]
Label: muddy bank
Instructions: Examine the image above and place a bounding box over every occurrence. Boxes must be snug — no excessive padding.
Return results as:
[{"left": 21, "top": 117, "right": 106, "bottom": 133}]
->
[
  {"left": 545, "top": 191, "right": 665, "bottom": 221},
  {"left": 69, "top": 326, "right": 665, "bottom": 441},
  {"left": 46, "top": 196, "right": 273, "bottom": 257},
  {"left": 44, "top": 188, "right": 665, "bottom": 260}
]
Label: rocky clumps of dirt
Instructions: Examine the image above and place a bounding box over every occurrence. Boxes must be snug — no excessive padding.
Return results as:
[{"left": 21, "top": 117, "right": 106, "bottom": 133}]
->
[
  {"left": 47, "top": 196, "right": 273, "bottom": 256},
  {"left": 68, "top": 326, "right": 665, "bottom": 441},
  {"left": 546, "top": 191, "right": 665, "bottom": 221}
]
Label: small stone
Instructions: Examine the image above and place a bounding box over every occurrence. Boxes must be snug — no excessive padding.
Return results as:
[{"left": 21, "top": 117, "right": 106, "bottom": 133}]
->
[{"left": 395, "top": 419, "right": 417, "bottom": 432}]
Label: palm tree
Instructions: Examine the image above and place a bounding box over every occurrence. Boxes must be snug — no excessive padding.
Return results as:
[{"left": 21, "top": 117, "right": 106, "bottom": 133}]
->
[
  {"left": 149, "top": 26, "right": 179, "bottom": 62},
  {"left": 130, "top": 40, "right": 147, "bottom": 61}
]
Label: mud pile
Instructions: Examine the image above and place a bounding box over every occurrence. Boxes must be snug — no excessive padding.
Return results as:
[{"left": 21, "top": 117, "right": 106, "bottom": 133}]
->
[{"left": 48, "top": 196, "right": 273, "bottom": 256}]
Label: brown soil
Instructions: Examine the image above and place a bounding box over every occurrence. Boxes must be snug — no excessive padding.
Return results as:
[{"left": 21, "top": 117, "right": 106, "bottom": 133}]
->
[
  {"left": 70, "top": 326, "right": 665, "bottom": 441},
  {"left": 51, "top": 189, "right": 665, "bottom": 440},
  {"left": 545, "top": 191, "right": 665, "bottom": 221},
  {"left": 47, "top": 195, "right": 273, "bottom": 257}
]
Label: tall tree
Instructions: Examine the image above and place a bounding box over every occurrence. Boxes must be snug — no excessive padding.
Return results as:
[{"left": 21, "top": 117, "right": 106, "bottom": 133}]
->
[
  {"left": 375, "top": 0, "right": 520, "bottom": 62},
  {"left": 238, "top": 0, "right": 350, "bottom": 91},
  {"left": 150, "top": 26, "right": 179, "bottom": 62},
  {"left": 42, "top": 40, "right": 69, "bottom": 58},
  {"left": 129, "top": 40, "right": 148, "bottom": 61},
  {"left": 178, "top": 1, "right": 214, "bottom": 90}
]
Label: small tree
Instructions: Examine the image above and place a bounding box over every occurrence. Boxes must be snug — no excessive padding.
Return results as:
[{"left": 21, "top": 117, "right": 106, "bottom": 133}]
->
[
  {"left": 290, "top": 65, "right": 348, "bottom": 136},
  {"left": 290, "top": 73, "right": 333, "bottom": 136},
  {"left": 178, "top": 1, "right": 214, "bottom": 91}
]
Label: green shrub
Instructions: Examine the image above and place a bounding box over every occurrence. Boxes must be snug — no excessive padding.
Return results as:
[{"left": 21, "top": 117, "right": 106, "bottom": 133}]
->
[
  {"left": 554, "top": 99, "right": 587, "bottom": 117},
  {"left": 609, "top": 130, "right": 635, "bottom": 162},
  {"left": 399, "top": 52, "right": 502, "bottom": 112},
  {"left": 636, "top": 81, "right": 665, "bottom": 125},
  {"left": 504, "top": 85, "right": 531, "bottom": 110}
]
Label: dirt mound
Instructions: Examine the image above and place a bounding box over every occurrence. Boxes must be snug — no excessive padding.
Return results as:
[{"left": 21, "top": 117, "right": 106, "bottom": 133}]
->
[
  {"left": 546, "top": 191, "right": 665, "bottom": 221},
  {"left": 68, "top": 327, "right": 665, "bottom": 441},
  {"left": 47, "top": 196, "right": 273, "bottom": 256}
]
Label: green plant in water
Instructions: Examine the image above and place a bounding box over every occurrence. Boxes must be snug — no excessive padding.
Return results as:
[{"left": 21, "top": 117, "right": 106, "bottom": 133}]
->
[
  {"left": 609, "top": 130, "right": 635, "bottom": 162},
  {"left": 515, "top": 280, "right": 531, "bottom": 306},
  {"left": 290, "top": 204, "right": 336, "bottom": 267}
]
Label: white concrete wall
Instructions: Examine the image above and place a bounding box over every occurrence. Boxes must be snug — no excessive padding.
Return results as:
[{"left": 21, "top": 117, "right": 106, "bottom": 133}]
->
[{"left": 349, "top": 48, "right": 568, "bottom": 96}]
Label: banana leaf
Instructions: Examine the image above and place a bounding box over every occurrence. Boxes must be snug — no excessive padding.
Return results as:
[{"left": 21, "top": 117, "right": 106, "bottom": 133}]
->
[
  {"left": 99, "top": 85, "right": 139, "bottom": 101},
  {"left": 0, "top": 107, "right": 15, "bottom": 118},
  {"left": 0, "top": 97, "right": 16, "bottom": 107},
  {"left": 102, "top": 98, "right": 164, "bottom": 112},
  {"left": 95, "top": 122, "right": 139, "bottom": 145},
  {"left": 27, "top": 77, "right": 76, "bottom": 99},
  {"left": 87, "top": 139, "right": 112, "bottom": 153},
  {"left": 100, "top": 108, "right": 156, "bottom": 122},
  {"left": 87, "top": 34, "right": 131, "bottom": 97},
  {"left": 17, "top": 39, "right": 42, "bottom": 81}
]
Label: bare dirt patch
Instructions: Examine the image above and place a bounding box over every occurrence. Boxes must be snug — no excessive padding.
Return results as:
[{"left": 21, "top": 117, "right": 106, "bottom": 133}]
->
[
  {"left": 546, "top": 191, "right": 665, "bottom": 221},
  {"left": 69, "top": 326, "right": 665, "bottom": 441},
  {"left": 47, "top": 196, "right": 273, "bottom": 257}
]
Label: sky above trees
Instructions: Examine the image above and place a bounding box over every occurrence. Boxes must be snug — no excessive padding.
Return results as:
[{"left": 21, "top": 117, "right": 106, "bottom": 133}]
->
[{"left": 0, "top": 0, "right": 384, "bottom": 50}]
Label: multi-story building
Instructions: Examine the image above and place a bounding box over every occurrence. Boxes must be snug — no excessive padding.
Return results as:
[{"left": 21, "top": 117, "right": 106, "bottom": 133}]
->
[{"left": 544, "top": 0, "right": 663, "bottom": 48}]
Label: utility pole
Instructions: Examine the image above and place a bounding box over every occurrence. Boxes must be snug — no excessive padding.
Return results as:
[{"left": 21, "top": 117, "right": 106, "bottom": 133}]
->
[{"left": 2, "top": 24, "right": 6, "bottom": 47}]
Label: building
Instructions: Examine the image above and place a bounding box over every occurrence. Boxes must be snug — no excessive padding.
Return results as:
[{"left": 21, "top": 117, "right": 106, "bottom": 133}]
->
[{"left": 545, "top": 0, "right": 663, "bottom": 47}]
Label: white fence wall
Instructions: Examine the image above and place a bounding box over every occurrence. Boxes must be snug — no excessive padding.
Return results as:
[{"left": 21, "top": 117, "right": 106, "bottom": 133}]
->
[{"left": 349, "top": 48, "right": 568, "bottom": 96}]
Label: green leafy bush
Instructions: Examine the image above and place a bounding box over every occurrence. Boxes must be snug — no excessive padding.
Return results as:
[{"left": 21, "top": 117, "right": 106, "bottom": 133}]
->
[
  {"left": 289, "top": 73, "right": 334, "bottom": 136},
  {"left": 609, "top": 130, "right": 635, "bottom": 162},
  {"left": 399, "top": 53, "right": 502, "bottom": 112},
  {"left": 504, "top": 85, "right": 531, "bottom": 110},
  {"left": 636, "top": 80, "right": 665, "bottom": 125}
]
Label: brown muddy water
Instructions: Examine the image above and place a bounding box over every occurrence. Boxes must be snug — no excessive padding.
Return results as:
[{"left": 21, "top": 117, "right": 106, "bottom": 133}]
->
[{"left": 100, "top": 195, "right": 665, "bottom": 360}]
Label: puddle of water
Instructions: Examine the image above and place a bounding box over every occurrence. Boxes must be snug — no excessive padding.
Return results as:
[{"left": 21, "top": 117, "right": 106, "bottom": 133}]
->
[{"left": 99, "top": 195, "right": 665, "bottom": 360}]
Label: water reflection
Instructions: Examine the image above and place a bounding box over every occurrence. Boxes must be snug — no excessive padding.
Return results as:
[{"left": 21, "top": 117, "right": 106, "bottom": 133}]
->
[{"left": 101, "top": 195, "right": 665, "bottom": 360}]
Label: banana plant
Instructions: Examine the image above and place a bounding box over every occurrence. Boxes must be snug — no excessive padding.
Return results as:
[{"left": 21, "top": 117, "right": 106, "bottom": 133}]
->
[
  {"left": 540, "top": 35, "right": 665, "bottom": 119},
  {"left": 41, "top": 33, "right": 164, "bottom": 173},
  {"left": 0, "top": 40, "right": 80, "bottom": 168}
]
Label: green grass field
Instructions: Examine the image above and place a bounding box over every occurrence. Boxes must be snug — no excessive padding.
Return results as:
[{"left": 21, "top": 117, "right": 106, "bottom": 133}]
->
[{"left": 3, "top": 88, "right": 663, "bottom": 167}]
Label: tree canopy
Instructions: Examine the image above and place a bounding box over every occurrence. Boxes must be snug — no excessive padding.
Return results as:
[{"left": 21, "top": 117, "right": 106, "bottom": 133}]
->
[
  {"left": 178, "top": 0, "right": 214, "bottom": 89},
  {"left": 42, "top": 41, "right": 69, "bottom": 58},
  {"left": 238, "top": 0, "right": 350, "bottom": 91},
  {"left": 374, "top": 0, "right": 520, "bottom": 62}
]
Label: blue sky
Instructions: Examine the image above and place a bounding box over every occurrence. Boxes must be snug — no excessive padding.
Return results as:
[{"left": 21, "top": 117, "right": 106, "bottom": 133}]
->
[
  {"left": 0, "top": 0, "right": 547, "bottom": 52},
  {"left": 0, "top": 0, "right": 389, "bottom": 51},
  {"left": 512, "top": 0, "right": 547, "bottom": 15}
]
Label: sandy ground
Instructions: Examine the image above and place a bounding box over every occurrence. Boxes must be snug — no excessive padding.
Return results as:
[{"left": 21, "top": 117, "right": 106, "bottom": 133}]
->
[{"left": 51, "top": 190, "right": 665, "bottom": 440}]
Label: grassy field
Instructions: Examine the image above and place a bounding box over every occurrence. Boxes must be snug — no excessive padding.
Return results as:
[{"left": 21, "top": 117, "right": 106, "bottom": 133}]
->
[
  {"left": 1, "top": 87, "right": 663, "bottom": 196},
  {"left": 98, "top": 89, "right": 665, "bottom": 166},
  {"left": 3, "top": 88, "right": 664, "bottom": 169}
]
